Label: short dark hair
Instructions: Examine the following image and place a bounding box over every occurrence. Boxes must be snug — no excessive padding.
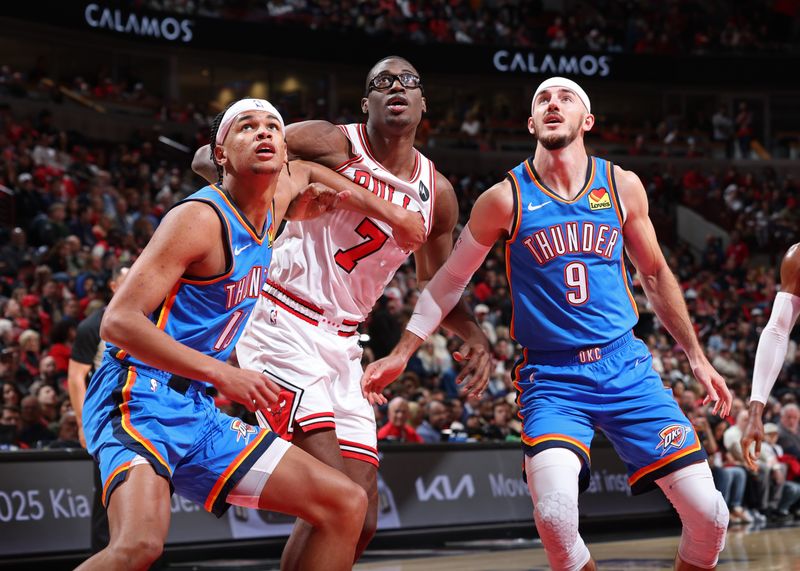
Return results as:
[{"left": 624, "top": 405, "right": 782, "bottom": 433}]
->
[{"left": 209, "top": 102, "right": 237, "bottom": 183}]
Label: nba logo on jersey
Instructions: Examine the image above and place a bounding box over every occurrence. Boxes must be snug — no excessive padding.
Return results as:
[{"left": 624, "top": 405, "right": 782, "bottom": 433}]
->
[
  {"left": 655, "top": 424, "right": 689, "bottom": 455},
  {"left": 588, "top": 187, "right": 611, "bottom": 210}
]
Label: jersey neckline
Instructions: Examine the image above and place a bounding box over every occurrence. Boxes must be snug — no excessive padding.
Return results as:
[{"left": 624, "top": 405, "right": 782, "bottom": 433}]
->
[
  {"left": 355, "top": 123, "right": 422, "bottom": 183},
  {"left": 524, "top": 156, "right": 595, "bottom": 204},
  {"left": 210, "top": 184, "right": 272, "bottom": 245}
]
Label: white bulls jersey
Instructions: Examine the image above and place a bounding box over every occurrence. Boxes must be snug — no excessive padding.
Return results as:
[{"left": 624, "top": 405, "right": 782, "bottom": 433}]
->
[{"left": 266, "top": 123, "right": 437, "bottom": 324}]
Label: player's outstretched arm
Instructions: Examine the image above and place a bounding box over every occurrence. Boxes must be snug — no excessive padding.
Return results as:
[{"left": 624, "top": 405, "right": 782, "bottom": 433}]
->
[
  {"left": 100, "top": 202, "right": 279, "bottom": 412},
  {"left": 284, "top": 161, "right": 426, "bottom": 251},
  {"left": 743, "top": 243, "right": 800, "bottom": 470},
  {"left": 286, "top": 121, "right": 426, "bottom": 250},
  {"left": 413, "top": 174, "right": 495, "bottom": 391},
  {"left": 284, "top": 120, "right": 351, "bottom": 164},
  {"left": 361, "top": 179, "right": 514, "bottom": 404},
  {"left": 616, "top": 166, "right": 731, "bottom": 417}
]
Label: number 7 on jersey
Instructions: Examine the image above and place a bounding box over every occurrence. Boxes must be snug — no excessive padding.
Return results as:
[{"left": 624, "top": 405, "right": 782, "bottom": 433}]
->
[{"left": 334, "top": 218, "right": 389, "bottom": 273}]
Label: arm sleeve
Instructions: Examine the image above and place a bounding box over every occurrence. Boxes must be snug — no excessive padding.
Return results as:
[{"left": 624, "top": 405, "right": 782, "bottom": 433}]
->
[
  {"left": 406, "top": 225, "right": 492, "bottom": 340},
  {"left": 750, "top": 292, "right": 800, "bottom": 404}
]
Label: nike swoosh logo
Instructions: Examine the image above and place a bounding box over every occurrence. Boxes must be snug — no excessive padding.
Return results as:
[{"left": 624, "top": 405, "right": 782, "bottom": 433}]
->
[
  {"left": 528, "top": 201, "right": 552, "bottom": 211},
  {"left": 634, "top": 357, "right": 647, "bottom": 367},
  {"left": 234, "top": 244, "right": 252, "bottom": 256}
]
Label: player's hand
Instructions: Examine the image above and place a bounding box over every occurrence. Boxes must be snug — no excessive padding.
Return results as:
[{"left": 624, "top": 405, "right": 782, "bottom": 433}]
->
[
  {"left": 741, "top": 401, "right": 765, "bottom": 472},
  {"left": 216, "top": 366, "right": 281, "bottom": 412},
  {"left": 692, "top": 359, "right": 732, "bottom": 418},
  {"left": 286, "top": 182, "right": 350, "bottom": 220},
  {"left": 453, "top": 340, "right": 492, "bottom": 398},
  {"left": 361, "top": 354, "right": 408, "bottom": 406},
  {"left": 390, "top": 208, "right": 425, "bottom": 253}
]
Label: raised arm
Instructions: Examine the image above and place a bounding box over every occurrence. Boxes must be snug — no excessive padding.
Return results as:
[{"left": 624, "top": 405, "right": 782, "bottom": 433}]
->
[
  {"left": 616, "top": 166, "right": 731, "bottom": 417},
  {"left": 100, "top": 202, "right": 279, "bottom": 411},
  {"left": 361, "top": 179, "right": 515, "bottom": 404}
]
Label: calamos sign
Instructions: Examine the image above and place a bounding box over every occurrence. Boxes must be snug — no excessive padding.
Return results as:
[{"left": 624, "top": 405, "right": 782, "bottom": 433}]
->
[
  {"left": 493, "top": 50, "right": 611, "bottom": 77},
  {"left": 84, "top": 3, "right": 194, "bottom": 43}
]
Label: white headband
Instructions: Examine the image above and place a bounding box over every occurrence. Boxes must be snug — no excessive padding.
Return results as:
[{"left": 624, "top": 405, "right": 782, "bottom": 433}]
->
[
  {"left": 215, "top": 98, "right": 285, "bottom": 145},
  {"left": 532, "top": 77, "right": 591, "bottom": 113}
]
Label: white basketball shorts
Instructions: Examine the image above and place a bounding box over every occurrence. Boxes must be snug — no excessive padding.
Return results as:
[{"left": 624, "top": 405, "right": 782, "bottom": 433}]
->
[{"left": 237, "top": 295, "right": 379, "bottom": 466}]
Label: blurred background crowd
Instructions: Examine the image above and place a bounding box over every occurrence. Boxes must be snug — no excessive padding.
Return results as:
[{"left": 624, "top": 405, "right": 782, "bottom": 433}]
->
[{"left": 2, "top": 0, "right": 800, "bottom": 525}]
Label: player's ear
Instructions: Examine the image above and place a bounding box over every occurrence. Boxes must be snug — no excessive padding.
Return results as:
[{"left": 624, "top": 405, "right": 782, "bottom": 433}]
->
[
  {"left": 213, "top": 144, "right": 227, "bottom": 168},
  {"left": 583, "top": 113, "right": 595, "bottom": 132},
  {"left": 527, "top": 116, "right": 536, "bottom": 136},
  {"left": 421, "top": 96, "right": 427, "bottom": 114},
  {"left": 361, "top": 97, "right": 369, "bottom": 114}
]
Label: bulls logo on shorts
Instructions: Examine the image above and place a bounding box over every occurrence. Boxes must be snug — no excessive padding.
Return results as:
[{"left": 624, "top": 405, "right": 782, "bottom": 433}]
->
[{"left": 262, "top": 388, "right": 298, "bottom": 437}]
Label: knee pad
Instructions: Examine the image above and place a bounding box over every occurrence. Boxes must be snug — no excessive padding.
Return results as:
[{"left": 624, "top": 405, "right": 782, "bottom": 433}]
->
[
  {"left": 658, "top": 463, "right": 729, "bottom": 569},
  {"left": 534, "top": 491, "right": 590, "bottom": 571},
  {"left": 678, "top": 491, "right": 728, "bottom": 569}
]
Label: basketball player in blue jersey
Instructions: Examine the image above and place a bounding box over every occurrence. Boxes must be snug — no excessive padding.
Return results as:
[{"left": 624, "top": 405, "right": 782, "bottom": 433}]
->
[
  {"left": 78, "top": 99, "right": 369, "bottom": 571},
  {"left": 363, "top": 77, "right": 733, "bottom": 570},
  {"left": 742, "top": 243, "right": 800, "bottom": 470}
]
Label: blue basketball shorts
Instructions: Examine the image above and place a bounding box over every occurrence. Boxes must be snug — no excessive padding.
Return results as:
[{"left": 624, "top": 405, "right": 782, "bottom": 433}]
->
[
  {"left": 83, "top": 356, "right": 283, "bottom": 516},
  {"left": 514, "top": 331, "right": 707, "bottom": 495}
]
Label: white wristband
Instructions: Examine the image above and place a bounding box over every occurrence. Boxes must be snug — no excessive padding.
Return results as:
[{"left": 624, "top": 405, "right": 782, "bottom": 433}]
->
[{"left": 406, "top": 225, "right": 492, "bottom": 340}]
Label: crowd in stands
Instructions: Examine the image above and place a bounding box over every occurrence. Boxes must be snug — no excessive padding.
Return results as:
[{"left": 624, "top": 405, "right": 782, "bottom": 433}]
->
[
  {"left": 1, "top": 94, "right": 799, "bottom": 520},
  {"left": 424, "top": 97, "right": 773, "bottom": 159},
  {"left": 7, "top": 57, "right": 790, "bottom": 160},
  {"left": 145, "top": 0, "right": 799, "bottom": 55},
  {"left": 0, "top": 62, "right": 211, "bottom": 125}
]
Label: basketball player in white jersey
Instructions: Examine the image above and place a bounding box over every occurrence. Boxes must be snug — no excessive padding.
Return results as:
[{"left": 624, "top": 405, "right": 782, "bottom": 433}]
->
[
  {"left": 742, "top": 243, "right": 800, "bottom": 470},
  {"left": 193, "top": 56, "right": 492, "bottom": 566}
]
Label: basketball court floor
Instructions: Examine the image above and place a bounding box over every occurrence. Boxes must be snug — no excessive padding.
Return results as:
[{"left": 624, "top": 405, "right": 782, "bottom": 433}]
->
[
  {"left": 169, "top": 522, "right": 800, "bottom": 570},
  {"left": 354, "top": 524, "right": 800, "bottom": 570}
]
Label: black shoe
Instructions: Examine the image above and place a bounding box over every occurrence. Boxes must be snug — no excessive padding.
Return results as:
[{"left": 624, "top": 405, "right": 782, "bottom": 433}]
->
[{"left": 769, "top": 511, "right": 793, "bottom": 524}]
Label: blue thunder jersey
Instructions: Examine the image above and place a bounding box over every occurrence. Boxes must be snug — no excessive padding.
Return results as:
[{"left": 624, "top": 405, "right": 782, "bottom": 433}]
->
[
  {"left": 110, "top": 183, "right": 273, "bottom": 367},
  {"left": 505, "top": 156, "right": 638, "bottom": 351}
]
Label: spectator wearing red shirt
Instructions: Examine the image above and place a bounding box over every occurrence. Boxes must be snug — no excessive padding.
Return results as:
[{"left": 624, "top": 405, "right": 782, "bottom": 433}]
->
[
  {"left": 725, "top": 231, "right": 750, "bottom": 266},
  {"left": 377, "top": 397, "right": 423, "bottom": 443},
  {"left": 46, "top": 319, "right": 76, "bottom": 374}
]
